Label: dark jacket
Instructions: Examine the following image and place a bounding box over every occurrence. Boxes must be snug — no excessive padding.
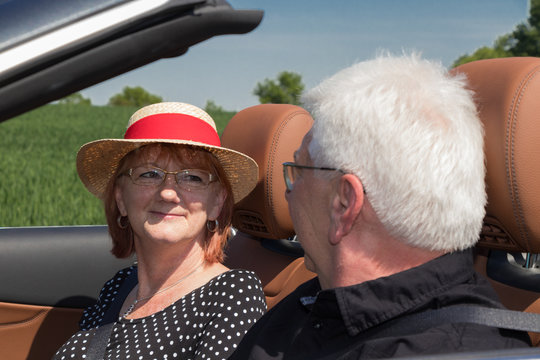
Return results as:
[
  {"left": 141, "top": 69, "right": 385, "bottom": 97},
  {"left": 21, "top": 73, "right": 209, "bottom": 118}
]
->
[{"left": 230, "top": 250, "right": 530, "bottom": 359}]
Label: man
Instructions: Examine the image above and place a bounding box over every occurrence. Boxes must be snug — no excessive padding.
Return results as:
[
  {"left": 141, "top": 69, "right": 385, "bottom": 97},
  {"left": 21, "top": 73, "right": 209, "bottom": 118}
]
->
[{"left": 230, "top": 54, "right": 531, "bottom": 359}]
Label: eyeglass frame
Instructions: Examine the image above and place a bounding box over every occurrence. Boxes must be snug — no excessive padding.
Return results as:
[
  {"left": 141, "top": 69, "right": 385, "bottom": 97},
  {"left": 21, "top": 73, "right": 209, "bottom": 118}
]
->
[
  {"left": 282, "top": 162, "right": 344, "bottom": 191},
  {"left": 122, "top": 165, "right": 218, "bottom": 191}
]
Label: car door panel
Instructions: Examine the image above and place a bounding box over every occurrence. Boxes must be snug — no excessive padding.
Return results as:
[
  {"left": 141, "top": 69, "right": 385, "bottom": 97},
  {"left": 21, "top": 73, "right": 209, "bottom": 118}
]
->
[
  {"left": 0, "top": 302, "right": 81, "bottom": 360},
  {"left": 0, "top": 225, "right": 133, "bottom": 359}
]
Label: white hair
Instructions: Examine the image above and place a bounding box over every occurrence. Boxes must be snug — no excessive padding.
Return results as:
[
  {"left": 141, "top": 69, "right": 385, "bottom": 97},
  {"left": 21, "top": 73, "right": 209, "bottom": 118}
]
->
[{"left": 302, "top": 53, "right": 486, "bottom": 252}]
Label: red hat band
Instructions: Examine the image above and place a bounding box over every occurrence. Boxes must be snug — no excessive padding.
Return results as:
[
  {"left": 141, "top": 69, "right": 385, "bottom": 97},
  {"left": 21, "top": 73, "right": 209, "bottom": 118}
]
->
[{"left": 124, "top": 113, "right": 221, "bottom": 147}]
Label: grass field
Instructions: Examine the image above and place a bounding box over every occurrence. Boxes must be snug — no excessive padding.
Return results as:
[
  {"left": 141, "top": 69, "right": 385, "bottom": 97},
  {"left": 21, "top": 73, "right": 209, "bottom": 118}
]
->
[{"left": 0, "top": 104, "right": 235, "bottom": 227}]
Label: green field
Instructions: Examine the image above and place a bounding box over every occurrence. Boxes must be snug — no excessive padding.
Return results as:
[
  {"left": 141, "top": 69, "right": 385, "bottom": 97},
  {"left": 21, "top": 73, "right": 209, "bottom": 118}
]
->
[{"left": 0, "top": 104, "right": 234, "bottom": 227}]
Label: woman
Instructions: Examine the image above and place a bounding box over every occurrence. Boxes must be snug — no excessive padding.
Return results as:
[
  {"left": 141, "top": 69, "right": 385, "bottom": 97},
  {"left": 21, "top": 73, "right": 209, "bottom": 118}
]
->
[{"left": 54, "top": 102, "right": 266, "bottom": 360}]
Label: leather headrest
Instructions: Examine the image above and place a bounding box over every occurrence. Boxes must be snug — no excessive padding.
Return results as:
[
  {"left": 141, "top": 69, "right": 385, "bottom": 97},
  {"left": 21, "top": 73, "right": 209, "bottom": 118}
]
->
[
  {"left": 221, "top": 104, "right": 313, "bottom": 239},
  {"left": 453, "top": 57, "right": 540, "bottom": 253}
]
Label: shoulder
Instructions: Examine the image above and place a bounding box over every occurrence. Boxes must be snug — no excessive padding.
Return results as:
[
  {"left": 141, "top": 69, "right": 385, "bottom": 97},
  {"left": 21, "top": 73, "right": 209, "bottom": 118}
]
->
[
  {"left": 228, "top": 279, "right": 320, "bottom": 360},
  {"left": 104, "top": 264, "right": 137, "bottom": 285},
  {"left": 79, "top": 264, "right": 137, "bottom": 330},
  {"left": 200, "top": 269, "right": 266, "bottom": 312},
  {"left": 271, "top": 276, "right": 320, "bottom": 308},
  {"left": 208, "top": 269, "right": 263, "bottom": 288},
  {"left": 98, "top": 265, "right": 137, "bottom": 300}
]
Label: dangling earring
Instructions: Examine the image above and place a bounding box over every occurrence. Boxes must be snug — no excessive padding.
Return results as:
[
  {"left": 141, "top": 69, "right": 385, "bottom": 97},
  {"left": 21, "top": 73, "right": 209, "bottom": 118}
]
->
[
  {"left": 117, "top": 215, "right": 129, "bottom": 229},
  {"left": 207, "top": 219, "right": 219, "bottom": 233}
]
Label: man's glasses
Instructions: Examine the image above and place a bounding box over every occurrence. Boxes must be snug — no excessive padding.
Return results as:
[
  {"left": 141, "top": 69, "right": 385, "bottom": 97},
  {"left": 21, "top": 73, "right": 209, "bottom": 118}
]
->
[
  {"left": 123, "top": 165, "right": 217, "bottom": 191},
  {"left": 282, "top": 162, "right": 343, "bottom": 191}
]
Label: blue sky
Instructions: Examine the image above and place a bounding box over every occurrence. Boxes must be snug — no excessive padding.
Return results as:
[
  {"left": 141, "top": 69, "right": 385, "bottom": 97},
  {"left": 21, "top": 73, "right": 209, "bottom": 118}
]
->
[{"left": 80, "top": 0, "right": 530, "bottom": 111}]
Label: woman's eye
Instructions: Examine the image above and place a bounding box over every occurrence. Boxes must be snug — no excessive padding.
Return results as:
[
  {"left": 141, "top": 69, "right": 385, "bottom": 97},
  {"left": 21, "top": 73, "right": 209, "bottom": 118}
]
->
[
  {"left": 139, "top": 170, "right": 162, "bottom": 179},
  {"left": 180, "top": 173, "right": 203, "bottom": 183}
]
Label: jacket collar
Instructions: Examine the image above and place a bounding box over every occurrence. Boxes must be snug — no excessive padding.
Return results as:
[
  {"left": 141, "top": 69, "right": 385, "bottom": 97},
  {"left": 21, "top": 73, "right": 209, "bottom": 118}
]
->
[{"left": 308, "top": 249, "right": 474, "bottom": 336}]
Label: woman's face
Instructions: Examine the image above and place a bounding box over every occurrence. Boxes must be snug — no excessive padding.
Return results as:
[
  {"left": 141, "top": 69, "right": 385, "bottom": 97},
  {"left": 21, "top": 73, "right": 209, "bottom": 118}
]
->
[{"left": 114, "top": 145, "right": 226, "bottom": 248}]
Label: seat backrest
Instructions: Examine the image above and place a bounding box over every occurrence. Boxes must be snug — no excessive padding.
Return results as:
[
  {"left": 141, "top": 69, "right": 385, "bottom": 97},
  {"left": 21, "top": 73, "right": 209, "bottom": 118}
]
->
[
  {"left": 453, "top": 57, "right": 540, "bottom": 344},
  {"left": 455, "top": 57, "right": 540, "bottom": 254},
  {"left": 221, "top": 104, "right": 316, "bottom": 308}
]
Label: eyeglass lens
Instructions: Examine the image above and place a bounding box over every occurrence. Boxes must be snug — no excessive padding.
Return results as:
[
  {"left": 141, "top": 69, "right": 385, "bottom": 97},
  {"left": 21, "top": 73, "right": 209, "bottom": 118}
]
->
[
  {"left": 129, "top": 166, "right": 214, "bottom": 190},
  {"left": 283, "top": 164, "right": 296, "bottom": 191}
]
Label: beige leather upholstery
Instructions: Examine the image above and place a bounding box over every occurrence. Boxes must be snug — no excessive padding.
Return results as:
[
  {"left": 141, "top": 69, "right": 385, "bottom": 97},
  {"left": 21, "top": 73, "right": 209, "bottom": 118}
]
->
[
  {"left": 222, "top": 104, "right": 313, "bottom": 239},
  {"left": 222, "top": 104, "right": 316, "bottom": 308},
  {"left": 263, "top": 257, "right": 316, "bottom": 309},
  {"left": 453, "top": 57, "right": 540, "bottom": 345},
  {"left": 454, "top": 57, "right": 540, "bottom": 253},
  {"left": 0, "top": 302, "right": 81, "bottom": 360}
]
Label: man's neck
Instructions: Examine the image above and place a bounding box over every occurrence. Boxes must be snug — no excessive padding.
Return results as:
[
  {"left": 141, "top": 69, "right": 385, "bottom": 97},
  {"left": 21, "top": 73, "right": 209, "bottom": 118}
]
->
[{"left": 326, "top": 234, "right": 446, "bottom": 289}]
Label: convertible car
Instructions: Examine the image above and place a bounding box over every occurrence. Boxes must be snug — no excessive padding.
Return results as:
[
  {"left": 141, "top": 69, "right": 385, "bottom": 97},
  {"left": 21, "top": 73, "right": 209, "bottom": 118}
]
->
[{"left": 2, "top": 1, "right": 540, "bottom": 359}]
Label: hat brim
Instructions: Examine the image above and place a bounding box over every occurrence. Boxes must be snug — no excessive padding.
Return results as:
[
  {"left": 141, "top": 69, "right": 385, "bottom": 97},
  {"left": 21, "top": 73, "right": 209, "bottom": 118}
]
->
[{"left": 76, "top": 138, "right": 259, "bottom": 203}]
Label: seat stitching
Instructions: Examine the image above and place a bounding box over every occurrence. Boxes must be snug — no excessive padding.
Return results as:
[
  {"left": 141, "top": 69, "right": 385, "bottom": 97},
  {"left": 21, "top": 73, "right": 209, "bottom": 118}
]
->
[
  {"left": 266, "top": 110, "right": 309, "bottom": 233},
  {"left": 0, "top": 309, "right": 48, "bottom": 327},
  {"left": 505, "top": 64, "right": 540, "bottom": 251}
]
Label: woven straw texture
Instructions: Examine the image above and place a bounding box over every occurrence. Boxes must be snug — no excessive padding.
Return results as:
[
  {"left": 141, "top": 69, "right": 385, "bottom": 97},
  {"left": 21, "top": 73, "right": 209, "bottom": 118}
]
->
[{"left": 76, "top": 102, "right": 258, "bottom": 203}]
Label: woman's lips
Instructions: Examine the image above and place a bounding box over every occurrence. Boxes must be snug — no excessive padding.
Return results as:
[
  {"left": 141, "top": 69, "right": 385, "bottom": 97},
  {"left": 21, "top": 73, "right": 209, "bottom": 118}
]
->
[{"left": 151, "top": 211, "right": 182, "bottom": 219}]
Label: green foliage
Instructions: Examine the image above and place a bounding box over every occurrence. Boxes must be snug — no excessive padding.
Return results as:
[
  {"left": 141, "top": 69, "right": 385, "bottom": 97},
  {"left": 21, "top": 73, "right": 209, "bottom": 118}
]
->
[
  {"left": 452, "top": 36, "right": 512, "bottom": 67},
  {"left": 452, "top": 0, "right": 540, "bottom": 67},
  {"left": 59, "top": 92, "right": 92, "bottom": 105},
  {"left": 510, "top": 22, "right": 540, "bottom": 56},
  {"left": 253, "top": 71, "right": 304, "bottom": 105},
  {"left": 0, "top": 102, "right": 238, "bottom": 227},
  {"left": 204, "top": 100, "right": 236, "bottom": 134},
  {"left": 108, "top": 86, "right": 163, "bottom": 107},
  {"left": 0, "top": 104, "right": 136, "bottom": 226}
]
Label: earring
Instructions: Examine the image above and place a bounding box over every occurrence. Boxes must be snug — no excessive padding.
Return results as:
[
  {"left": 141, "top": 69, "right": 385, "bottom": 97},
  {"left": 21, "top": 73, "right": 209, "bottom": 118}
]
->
[
  {"left": 117, "top": 215, "right": 129, "bottom": 229},
  {"left": 207, "top": 219, "right": 219, "bottom": 233}
]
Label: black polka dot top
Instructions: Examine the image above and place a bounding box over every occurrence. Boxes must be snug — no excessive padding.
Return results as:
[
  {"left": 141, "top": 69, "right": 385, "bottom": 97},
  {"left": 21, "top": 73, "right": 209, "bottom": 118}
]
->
[{"left": 53, "top": 266, "right": 266, "bottom": 360}]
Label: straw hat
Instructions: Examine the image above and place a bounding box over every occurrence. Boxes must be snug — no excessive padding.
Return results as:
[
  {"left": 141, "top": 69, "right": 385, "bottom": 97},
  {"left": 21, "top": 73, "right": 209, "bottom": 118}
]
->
[{"left": 76, "top": 102, "right": 259, "bottom": 203}]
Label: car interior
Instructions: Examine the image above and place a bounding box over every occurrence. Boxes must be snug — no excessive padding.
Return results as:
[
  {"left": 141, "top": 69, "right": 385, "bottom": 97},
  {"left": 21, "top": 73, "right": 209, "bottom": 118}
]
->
[
  {"left": 1, "top": 57, "right": 540, "bottom": 360},
  {"left": 0, "top": 104, "right": 317, "bottom": 359},
  {"left": 0, "top": 226, "right": 134, "bottom": 359},
  {"left": 221, "top": 103, "right": 317, "bottom": 309},
  {"left": 453, "top": 56, "right": 540, "bottom": 346}
]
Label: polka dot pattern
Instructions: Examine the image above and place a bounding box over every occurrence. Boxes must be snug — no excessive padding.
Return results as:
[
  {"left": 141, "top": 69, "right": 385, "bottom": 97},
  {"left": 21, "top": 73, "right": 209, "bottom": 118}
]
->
[{"left": 53, "top": 267, "right": 266, "bottom": 360}]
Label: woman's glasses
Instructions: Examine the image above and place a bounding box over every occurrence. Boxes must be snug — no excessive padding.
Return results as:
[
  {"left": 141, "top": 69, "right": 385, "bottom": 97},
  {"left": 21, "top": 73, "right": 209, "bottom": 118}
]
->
[{"left": 124, "top": 165, "right": 217, "bottom": 191}]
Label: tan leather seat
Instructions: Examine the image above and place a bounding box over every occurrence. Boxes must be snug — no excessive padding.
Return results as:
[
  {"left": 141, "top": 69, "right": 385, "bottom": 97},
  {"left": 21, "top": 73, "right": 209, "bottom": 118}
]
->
[
  {"left": 221, "top": 104, "right": 316, "bottom": 309},
  {"left": 453, "top": 57, "right": 540, "bottom": 344}
]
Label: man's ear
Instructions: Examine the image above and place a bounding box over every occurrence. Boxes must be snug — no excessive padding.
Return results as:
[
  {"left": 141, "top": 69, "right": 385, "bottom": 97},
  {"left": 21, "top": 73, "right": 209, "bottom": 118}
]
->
[{"left": 329, "top": 174, "right": 364, "bottom": 245}]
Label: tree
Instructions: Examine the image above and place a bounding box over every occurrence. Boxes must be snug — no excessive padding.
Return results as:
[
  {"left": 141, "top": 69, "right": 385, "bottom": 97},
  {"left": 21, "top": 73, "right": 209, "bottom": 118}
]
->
[
  {"left": 204, "top": 99, "right": 226, "bottom": 114},
  {"left": 108, "top": 86, "right": 163, "bottom": 107},
  {"left": 452, "top": 0, "right": 540, "bottom": 67},
  {"left": 204, "top": 100, "right": 236, "bottom": 134},
  {"left": 253, "top": 71, "right": 304, "bottom": 105},
  {"left": 58, "top": 92, "right": 91, "bottom": 105},
  {"left": 452, "top": 36, "right": 512, "bottom": 67}
]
